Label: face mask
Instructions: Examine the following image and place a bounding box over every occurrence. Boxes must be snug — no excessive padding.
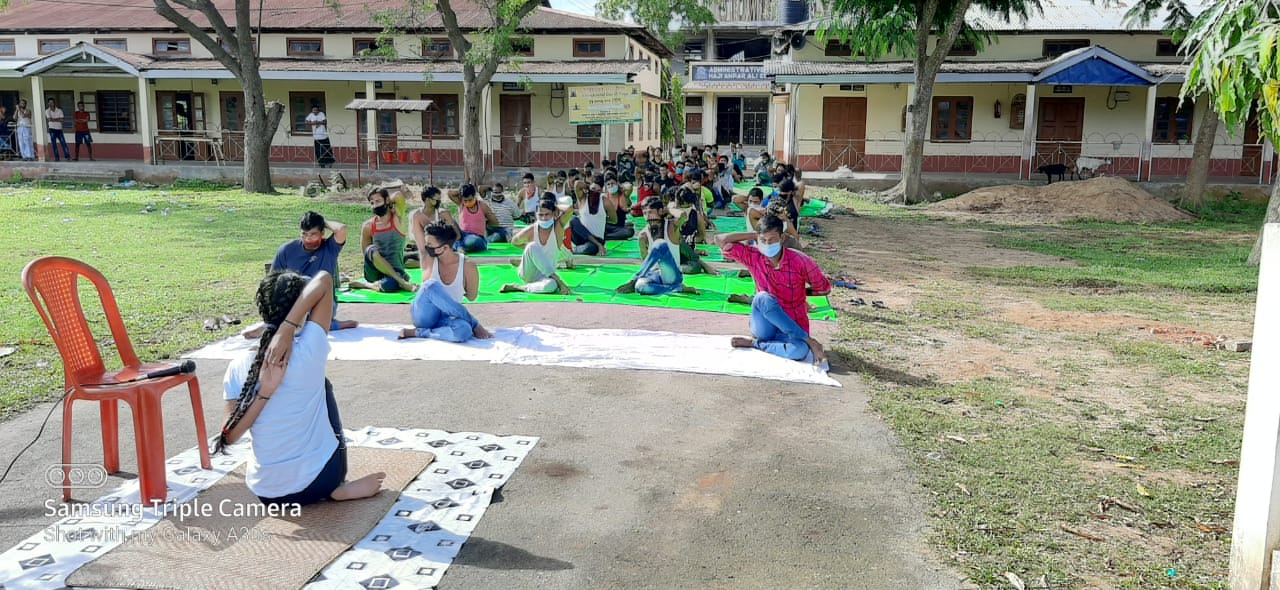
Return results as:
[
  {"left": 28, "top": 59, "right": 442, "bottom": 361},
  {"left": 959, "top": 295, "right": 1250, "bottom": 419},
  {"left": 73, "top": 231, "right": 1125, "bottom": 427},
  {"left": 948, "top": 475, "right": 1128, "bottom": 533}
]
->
[
  {"left": 749, "top": 203, "right": 764, "bottom": 211},
  {"left": 425, "top": 245, "right": 445, "bottom": 258},
  {"left": 676, "top": 167, "right": 684, "bottom": 174},
  {"left": 302, "top": 237, "right": 323, "bottom": 249},
  {"left": 647, "top": 220, "right": 664, "bottom": 235},
  {"left": 608, "top": 185, "right": 619, "bottom": 194},
  {"left": 757, "top": 241, "right": 782, "bottom": 258},
  {"left": 538, "top": 218, "right": 555, "bottom": 229},
  {"left": 372, "top": 204, "right": 389, "bottom": 217},
  {"left": 491, "top": 193, "right": 505, "bottom": 202}
]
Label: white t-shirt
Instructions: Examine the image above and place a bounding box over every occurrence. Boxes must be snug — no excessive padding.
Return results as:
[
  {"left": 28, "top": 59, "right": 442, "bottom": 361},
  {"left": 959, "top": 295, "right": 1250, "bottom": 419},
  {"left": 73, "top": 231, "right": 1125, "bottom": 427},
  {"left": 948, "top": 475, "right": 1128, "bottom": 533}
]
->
[
  {"left": 305, "top": 112, "right": 328, "bottom": 141},
  {"left": 223, "top": 322, "right": 337, "bottom": 498},
  {"left": 45, "top": 108, "right": 63, "bottom": 131}
]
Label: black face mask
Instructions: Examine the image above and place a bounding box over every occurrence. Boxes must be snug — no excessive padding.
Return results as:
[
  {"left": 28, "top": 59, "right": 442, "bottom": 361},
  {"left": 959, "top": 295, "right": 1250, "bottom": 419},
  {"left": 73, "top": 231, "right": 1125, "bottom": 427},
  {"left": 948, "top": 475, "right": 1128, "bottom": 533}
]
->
[
  {"left": 372, "top": 204, "right": 389, "bottom": 217},
  {"left": 425, "top": 245, "right": 445, "bottom": 258},
  {"left": 647, "top": 219, "right": 664, "bottom": 235}
]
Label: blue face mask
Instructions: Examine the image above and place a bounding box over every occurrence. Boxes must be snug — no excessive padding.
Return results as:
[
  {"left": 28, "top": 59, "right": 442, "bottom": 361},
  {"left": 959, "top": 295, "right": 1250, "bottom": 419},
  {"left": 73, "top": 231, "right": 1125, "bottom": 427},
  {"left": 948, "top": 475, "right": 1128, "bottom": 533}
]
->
[
  {"left": 538, "top": 218, "right": 555, "bottom": 229},
  {"left": 676, "top": 167, "right": 684, "bottom": 174},
  {"left": 757, "top": 241, "right": 782, "bottom": 258}
]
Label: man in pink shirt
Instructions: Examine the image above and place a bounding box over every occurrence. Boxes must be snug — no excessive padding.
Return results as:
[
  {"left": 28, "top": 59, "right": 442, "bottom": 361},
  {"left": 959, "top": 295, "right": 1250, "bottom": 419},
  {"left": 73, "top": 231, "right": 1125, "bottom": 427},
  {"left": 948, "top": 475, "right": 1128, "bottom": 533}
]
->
[{"left": 717, "top": 214, "right": 831, "bottom": 366}]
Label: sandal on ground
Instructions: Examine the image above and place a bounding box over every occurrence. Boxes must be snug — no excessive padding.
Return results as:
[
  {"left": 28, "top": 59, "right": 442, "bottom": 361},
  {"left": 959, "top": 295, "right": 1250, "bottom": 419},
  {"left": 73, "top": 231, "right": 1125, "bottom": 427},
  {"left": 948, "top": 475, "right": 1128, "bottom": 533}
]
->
[{"left": 872, "top": 300, "right": 889, "bottom": 310}]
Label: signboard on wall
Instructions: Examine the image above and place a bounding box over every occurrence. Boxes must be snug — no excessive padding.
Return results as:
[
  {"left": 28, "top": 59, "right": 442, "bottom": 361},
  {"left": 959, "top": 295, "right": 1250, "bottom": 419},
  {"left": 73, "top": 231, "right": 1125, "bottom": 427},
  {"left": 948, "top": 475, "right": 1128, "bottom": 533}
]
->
[
  {"left": 568, "top": 84, "right": 642, "bottom": 125},
  {"left": 690, "top": 64, "right": 766, "bottom": 82}
]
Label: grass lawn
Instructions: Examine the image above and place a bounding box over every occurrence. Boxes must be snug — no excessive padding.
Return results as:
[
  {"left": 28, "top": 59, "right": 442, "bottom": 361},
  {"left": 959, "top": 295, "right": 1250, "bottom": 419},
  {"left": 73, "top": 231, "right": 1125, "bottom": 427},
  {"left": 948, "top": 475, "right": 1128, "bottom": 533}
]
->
[
  {"left": 812, "top": 187, "right": 1259, "bottom": 589},
  {"left": 0, "top": 181, "right": 375, "bottom": 417}
]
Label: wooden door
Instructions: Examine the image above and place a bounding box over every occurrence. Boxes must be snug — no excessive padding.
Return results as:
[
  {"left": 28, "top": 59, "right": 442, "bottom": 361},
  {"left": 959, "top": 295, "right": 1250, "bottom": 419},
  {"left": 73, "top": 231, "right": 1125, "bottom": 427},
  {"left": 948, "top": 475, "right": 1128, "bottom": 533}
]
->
[
  {"left": 1242, "top": 112, "right": 1263, "bottom": 177},
  {"left": 219, "top": 92, "right": 245, "bottom": 160},
  {"left": 156, "top": 91, "right": 206, "bottom": 160},
  {"left": 1035, "top": 98, "right": 1085, "bottom": 167},
  {"left": 499, "top": 95, "right": 531, "bottom": 166},
  {"left": 821, "top": 97, "right": 867, "bottom": 171}
]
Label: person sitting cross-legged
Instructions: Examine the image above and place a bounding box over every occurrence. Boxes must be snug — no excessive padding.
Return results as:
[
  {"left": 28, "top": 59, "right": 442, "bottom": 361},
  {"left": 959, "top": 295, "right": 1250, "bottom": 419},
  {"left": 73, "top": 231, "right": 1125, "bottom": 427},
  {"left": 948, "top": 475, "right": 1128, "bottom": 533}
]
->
[
  {"left": 398, "top": 221, "right": 493, "bottom": 342},
  {"left": 501, "top": 195, "right": 573, "bottom": 295},
  {"left": 218, "top": 270, "right": 386, "bottom": 507},
  {"left": 616, "top": 196, "right": 701, "bottom": 296},
  {"left": 349, "top": 187, "right": 416, "bottom": 293},
  {"left": 447, "top": 183, "right": 500, "bottom": 253},
  {"left": 716, "top": 214, "right": 831, "bottom": 366}
]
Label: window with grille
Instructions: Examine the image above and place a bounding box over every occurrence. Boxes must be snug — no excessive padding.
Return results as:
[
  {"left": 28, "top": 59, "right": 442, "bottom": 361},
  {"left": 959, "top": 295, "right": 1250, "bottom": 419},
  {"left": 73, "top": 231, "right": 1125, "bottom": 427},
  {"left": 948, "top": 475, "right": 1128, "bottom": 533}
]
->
[
  {"left": 96, "top": 91, "right": 136, "bottom": 133},
  {"left": 931, "top": 96, "right": 973, "bottom": 141},
  {"left": 421, "top": 94, "right": 459, "bottom": 137},
  {"left": 153, "top": 38, "right": 191, "bottom": 54}
]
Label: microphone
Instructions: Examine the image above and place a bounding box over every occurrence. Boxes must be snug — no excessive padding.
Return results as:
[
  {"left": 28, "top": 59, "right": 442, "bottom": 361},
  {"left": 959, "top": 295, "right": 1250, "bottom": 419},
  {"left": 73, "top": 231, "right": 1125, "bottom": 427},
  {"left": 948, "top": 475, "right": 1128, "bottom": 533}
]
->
[
  {"left": 87, "top": 360, "right": 197, "bottom": 386},
  {"left": 140, "top": 360, "right": 197, "bottom": 381}
]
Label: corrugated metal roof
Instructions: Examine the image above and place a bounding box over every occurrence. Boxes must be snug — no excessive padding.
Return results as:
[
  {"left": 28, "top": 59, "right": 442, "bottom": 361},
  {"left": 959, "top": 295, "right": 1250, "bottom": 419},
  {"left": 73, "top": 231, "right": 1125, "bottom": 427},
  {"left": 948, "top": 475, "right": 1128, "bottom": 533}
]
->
[
  {"left": 765, "top": 57, "right": 1187, "bottom": 79},
  {"left": 345, "top": 98, "right": 434, "bottom": 111},
  {"left": 139, "top": 57, "right": 651, "bottom": 74},
  {"left": 0, "top": 0, "right": 672, "bottom": 56},
  {"left": 780, "top": 0, "right": 1213, "bottom": 33}
]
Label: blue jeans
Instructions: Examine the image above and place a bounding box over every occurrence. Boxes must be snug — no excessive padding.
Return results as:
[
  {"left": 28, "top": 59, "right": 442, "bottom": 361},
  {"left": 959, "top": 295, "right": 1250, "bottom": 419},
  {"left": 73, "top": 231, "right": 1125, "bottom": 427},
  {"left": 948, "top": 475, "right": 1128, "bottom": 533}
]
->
[
  {"left": 750, "top": 292, "right": 810, "bottom": 360},
  {"left": 459, "top": 231, "right": 488, "bottom": 253},
  {"left": 486, "top": 227, "right": 510, "bottom": 244},
  {"left": 634, "top": 243, "right": 683, "bottom": 296},
  {"left": 409, "top": 281, "right": 478, "bottom": 342},
  {"left": 328, "top": 299, "right": 348, "bottom": 331},
  {"left": 48, "top": 129, "right": 70, "bottom": 159}
]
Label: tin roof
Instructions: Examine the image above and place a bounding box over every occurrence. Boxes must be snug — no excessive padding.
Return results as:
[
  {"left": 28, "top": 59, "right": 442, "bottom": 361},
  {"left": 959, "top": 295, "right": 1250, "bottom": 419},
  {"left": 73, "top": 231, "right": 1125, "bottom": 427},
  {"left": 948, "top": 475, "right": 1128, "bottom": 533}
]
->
[
  {"left": 780, "top": 0, "right": 1213, "bottom": 33},
  {"left": 684, "top": 80, "right": 772, "bottom": 92},
  {"left": 346, "top": 98, "right": 435, "bottom": 111},
  {"left": 0, "top": 0, "right": 672, "bottom": 56}
]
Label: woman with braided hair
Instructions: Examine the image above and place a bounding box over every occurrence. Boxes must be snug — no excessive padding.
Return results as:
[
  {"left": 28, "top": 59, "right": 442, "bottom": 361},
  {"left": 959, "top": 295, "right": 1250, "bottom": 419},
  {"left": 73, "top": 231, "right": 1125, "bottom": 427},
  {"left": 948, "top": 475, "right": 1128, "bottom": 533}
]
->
[{"left": 218, "top": 270, "right": 385, "bottom": 507}]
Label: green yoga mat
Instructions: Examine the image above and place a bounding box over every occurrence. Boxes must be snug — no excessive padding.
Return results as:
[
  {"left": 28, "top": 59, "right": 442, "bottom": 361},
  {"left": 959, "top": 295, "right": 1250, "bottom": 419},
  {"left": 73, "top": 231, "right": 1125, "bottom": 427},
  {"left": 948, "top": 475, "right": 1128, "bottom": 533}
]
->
[
  {"left": 337, "top": 264, "right": 836, "bottom": 321},
  {"left": 460, "top": 235, "right": 727, "bottom": 262}
]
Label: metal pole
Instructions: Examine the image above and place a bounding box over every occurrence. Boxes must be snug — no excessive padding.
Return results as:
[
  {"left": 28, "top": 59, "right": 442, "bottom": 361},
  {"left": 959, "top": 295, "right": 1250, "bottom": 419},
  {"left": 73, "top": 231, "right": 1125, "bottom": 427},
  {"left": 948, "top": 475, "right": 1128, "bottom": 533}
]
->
[
  {"left": 355, "top": 110, "right": 362, "bottom": 186},
  {"left": 428, "top": 110, "right": 435, "bottom": 186}
]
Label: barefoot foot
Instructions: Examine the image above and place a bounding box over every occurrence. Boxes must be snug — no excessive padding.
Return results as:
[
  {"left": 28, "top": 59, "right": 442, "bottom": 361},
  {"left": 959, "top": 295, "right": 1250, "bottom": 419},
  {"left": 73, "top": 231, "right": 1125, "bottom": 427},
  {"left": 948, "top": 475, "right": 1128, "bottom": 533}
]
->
[
  {"left": 730, "top": 336, "right": 755, "bottom": 348},
  {"left": 336, "top": 319, "right": 359, "bottom": 330},
  {"left": 500, "top": 283, "right": 522, "bottom": 293},
  {"left": 398, "top": 327, "right": 417, "bottom": 340},
  {"left": 727, "top": 293, "right": 752, "bottom": 305},
  {"left": 330, "top": 471, "right": 386, "bottom": 501}
]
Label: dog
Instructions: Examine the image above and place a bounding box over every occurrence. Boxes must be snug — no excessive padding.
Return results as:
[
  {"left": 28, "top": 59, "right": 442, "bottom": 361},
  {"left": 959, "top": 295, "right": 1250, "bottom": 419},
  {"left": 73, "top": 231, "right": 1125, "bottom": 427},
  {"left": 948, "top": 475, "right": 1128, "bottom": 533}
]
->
[{"left": 1037, "top": 163, "right": 1076, "bottom": 184}]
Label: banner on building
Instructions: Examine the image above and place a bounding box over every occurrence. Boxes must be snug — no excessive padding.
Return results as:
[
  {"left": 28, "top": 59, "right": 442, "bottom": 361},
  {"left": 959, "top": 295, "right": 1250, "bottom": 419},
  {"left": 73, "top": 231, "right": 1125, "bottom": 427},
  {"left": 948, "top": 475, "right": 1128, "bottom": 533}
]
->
[
  {"left": 690, "top": 64, "right": 767, "bottom": 82},
  {"left": 568, "top": 84, "right": 643, "bottom": 125}
]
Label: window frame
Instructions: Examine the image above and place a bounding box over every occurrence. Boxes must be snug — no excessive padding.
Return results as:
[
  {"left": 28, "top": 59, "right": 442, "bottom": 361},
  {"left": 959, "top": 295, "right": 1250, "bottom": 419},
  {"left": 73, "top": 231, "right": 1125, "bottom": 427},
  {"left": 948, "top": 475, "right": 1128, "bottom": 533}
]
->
[
  {"left": 152, "top": 38, "right": 192, "bottom": 55},
  {"left": 288, "top": 91, "right": 327, "bottom": 135},
  {"left": 824, "top": 41, "right": 853, "bottom": 57},
  {"left": 1042, "top": 39, "right": 1090, "bottom": 58},
  {"left": 38, "top": 38, "right": 71, "bottom": 55},
  {"left": 286, "top": 37, "right": 324, "bottom": 57},
  {"left": 1152, "top": 97, "right": 1195, "bottom": 144},
  {"left": 949, "top": 38, "right": 978, "bottom": 57},
  {"left": 93, "top": 38, "right": 128, "bottom": 51},
  {"left": 420, "top": 93, "right": 459, "bottom": 138},
  {"left": 1156, "top": 38, "right": 1180, "bottom": 57},
  {"left": 576, "top": 124, "right": 601, "bottom": 145},
  {"left": 96, "top": 90, "right": 137, "bottom": 134},
  {"left": 930, "top": 96, "right": 974, "bottom": 142},
  {"left": 0, "top": 38, "right": 14, "bottom": 57},
  {"left": 685, "top": 112, "right": 703, "bottom": 134},
  {"left": 511, "top": 37, "right": 534, "bottom": 57},
  {"left": 573, "top": 37, "right": 605, "bottom": 58},
  {"left": 353, "top": 38, "right": 382, "bottom": 56},
  {"left": 421, "top": 37, "right": 452, "bottom": 58}
]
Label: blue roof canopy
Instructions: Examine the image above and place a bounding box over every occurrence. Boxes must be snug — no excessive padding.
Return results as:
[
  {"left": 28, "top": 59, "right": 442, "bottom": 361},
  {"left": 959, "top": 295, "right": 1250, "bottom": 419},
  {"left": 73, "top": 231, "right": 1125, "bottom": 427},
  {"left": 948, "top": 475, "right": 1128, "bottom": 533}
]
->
[{"left": 1033, "top": 46, "right": 1158, "bottom": 86}]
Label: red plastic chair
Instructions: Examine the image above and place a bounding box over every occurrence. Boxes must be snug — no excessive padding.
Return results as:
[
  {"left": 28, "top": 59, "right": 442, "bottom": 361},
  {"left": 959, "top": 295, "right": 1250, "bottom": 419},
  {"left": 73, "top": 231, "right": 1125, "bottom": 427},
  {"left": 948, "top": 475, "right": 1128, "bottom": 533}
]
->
[{"left": 22, "top": 256, "right": 212, "bottom": 504}]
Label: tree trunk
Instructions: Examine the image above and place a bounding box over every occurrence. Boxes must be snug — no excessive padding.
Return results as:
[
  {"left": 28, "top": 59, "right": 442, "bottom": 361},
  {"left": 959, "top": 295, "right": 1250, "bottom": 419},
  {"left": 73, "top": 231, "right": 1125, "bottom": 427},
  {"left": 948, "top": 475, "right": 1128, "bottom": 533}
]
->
[
  {"left": 1248, "top": 179, "right": 1280, "bottom": 265},
  {"left": 890, "top": 78, "right": 936, "bottom": 204},
  {"left": 1182, "top": 104, "right": 1219, "bottom": 208},
  {"left": 240, "top": 68, "right": 283, "bottom": 194},
  {"left": 461, "top": 87, "right": 485, "bottom": 184}
]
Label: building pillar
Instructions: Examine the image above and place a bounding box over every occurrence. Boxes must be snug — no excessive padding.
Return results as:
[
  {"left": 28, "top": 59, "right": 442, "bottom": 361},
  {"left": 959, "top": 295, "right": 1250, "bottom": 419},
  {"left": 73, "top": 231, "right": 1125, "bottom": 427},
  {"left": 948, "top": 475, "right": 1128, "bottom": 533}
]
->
[
  {"left": 704, "top": 29, "right": 715, "bottom": 61},
  {"left": 136, "top": 77, "right": 155, "bottom": 164},
  {"left": 787, "top": 85, "right": 799, "bottom": 163},
  {"left": 1263, "top": 139, "right": 1275, "bottom": 185},
  {"left": 1229, "top": 223, "right": 1280, "bottom": 590},
  {"left": 30, "top": 75, "right": 45, "bottom": 162},
  {"left": 481, "top": 83, "right": 494, "bottom": 171},
  {"left": 704, "top": 93, "right": 716, "bottom": 147},
  {"left": 1019, "top": 84, "right": 1038, "bottom": 180},
  {"left": 364, "top": 81, "right": 378, "bottom": 168},
  {"left": 1141, "top": 84, "right": 1158, "bottom": 181}
]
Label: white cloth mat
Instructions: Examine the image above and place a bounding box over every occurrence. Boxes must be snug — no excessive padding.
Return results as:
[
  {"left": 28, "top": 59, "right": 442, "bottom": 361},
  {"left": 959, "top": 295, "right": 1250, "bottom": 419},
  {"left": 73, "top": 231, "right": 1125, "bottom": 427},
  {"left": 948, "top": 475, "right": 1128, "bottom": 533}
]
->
[
  {"left": 185, "top": 324, "right": 840, "bottom": 387},
  {"left": 0, "top": 428, "right": 537, "bottom": 590}
]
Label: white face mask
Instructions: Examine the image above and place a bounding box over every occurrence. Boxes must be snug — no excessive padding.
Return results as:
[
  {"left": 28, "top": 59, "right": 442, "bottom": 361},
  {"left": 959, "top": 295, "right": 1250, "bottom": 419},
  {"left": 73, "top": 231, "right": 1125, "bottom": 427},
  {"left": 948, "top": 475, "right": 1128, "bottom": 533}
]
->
[
  {"left": 538, "top": 218, "right": 555, "bottom": 229},
  {"left": 756, "top": 241, "right": 782, "bottom": 258}
]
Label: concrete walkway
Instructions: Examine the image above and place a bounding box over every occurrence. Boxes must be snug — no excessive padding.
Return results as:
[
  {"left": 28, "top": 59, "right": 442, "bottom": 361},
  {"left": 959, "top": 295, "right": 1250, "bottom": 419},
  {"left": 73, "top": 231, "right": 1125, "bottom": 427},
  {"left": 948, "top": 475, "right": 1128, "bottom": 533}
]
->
[{"left": 0, "top": 302, "right": 966, "bottom": 589}]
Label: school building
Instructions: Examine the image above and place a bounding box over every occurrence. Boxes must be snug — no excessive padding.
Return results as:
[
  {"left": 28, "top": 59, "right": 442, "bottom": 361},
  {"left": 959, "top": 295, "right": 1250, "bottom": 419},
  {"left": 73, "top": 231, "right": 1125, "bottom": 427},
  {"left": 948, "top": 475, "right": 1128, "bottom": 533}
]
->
[
  {"left": 682, "top": 0, "right": 1268, "bottom": 183},
  {"left": 0, "top": 0, "right": 670, "bottom": 171}
]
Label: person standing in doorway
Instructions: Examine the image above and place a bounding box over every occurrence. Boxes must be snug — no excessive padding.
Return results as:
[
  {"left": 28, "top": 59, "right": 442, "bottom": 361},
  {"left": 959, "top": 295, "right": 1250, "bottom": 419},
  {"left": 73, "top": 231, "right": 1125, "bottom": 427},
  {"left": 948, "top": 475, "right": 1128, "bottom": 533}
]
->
[
  {"left": 306, "top": 105, "right": 334, "bottom": 168},
  {"left": 44, "top": 99, "right": 70, "bottom": 162},
  {"left": 15, "top": 98, "right": 34, "bottom": 161},
  {"left": 72, "top": 102, "right": 93, "bottom": 161}
]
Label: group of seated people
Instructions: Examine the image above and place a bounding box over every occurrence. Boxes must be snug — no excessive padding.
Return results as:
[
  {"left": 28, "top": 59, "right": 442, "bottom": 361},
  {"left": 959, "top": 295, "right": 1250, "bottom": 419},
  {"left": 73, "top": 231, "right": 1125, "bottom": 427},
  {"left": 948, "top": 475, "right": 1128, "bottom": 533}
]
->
[{"left": 222, "top": 146, "right": 830, "bottom": 511}]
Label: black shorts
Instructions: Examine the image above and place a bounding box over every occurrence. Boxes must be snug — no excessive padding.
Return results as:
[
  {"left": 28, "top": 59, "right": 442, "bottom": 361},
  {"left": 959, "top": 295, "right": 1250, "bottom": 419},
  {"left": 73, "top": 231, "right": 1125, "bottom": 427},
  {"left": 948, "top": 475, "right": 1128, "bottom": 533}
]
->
[{"left": 74, "top": 131, "right": 92, "bottom": 145}]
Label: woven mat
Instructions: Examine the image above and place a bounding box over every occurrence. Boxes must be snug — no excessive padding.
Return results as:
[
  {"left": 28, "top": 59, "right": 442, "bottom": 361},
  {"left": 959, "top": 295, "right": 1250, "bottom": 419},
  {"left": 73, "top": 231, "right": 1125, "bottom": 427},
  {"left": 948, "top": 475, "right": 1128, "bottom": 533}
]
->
[{"left": 66, "top": 447, "right": 433, "bottom": 590}]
